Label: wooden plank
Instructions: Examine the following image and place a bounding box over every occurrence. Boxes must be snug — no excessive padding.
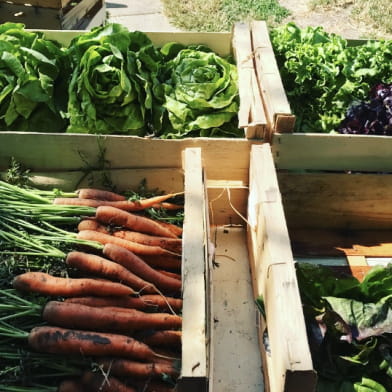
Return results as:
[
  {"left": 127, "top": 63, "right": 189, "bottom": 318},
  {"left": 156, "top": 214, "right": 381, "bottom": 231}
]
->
[
  {"left": 0, "top": 3, "right": 61, "bottom": 29},
  {"left": 247, "top": 144, "right": 316, "bottom": 392},
  {"left": 291, "top": 229, "right": 392, "bottom": 258},
  {"left": 0, "top": 133, "right": 259, "bottom": 183},
  {"left": 249, "top": 70, "right": 268, "bottom": 140},
  {"left": 232, "top": 22, "right": 267, "bottom": 139},
  {"left": 0, "top": 168, "right": 184, "bottom": 193},
  {"left": 62, "top": 0, "right": 102, "bottom": 30},
  {"left": 178, "top": 148, "right": 208, "bottom": 391},
  {"left": 210, "top": 226, "right": 264, "bottom": 392},
  {"left": 0, "top": 0, "right": 66, "bottom": 10},
  {"left": 279, "top": 172, "right": 392, "bottom": 230},
  {"left": 251, "top": 21, "right": 295, "bottom": 135},
  {"left": 207, "top": 181, "right": 248, "bottom": 226},
  {"left": 346, "top": 255, "right": 367, "bottom": 266},
  {"left": 273, "top": 133, "right": 392, "bottom": 172}
]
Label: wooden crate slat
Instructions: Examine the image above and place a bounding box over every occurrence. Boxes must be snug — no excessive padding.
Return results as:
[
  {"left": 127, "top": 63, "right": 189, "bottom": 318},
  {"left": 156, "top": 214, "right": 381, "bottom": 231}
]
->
[
  {"left": 232, "top": 22, "right": 267, "bottom": 139},
  {"left": 279, "top": 171, "right": 392, "bottom": 230},
  {"left": 0, "top": 133, "right": 260, "bottom": 184},
  {"left": 0, "top": 168, "right": 184, "bottom": 193},
  {"left": 178, "top": 147, "right": 208, "bottom": 391},
  {"left": 0, "top": 0, "right": 67, "bottom": 9},
  {"left": 0, "top": 3, "right": 62, "bottom": 29},
  {"left": 62, "top": 0, "right": 102, "bottom": 29},
  {"left": 248, "top": 144, "right": 316, "bottom": 392},
  {"left": 273, "top": 132, "right": 392, "bottom": 172},
  {"left": 251, "top": 21, "right": 295, "bottom": 135},
  {"left": 0, "top": 0, "right": 104, "bottom": 29}
]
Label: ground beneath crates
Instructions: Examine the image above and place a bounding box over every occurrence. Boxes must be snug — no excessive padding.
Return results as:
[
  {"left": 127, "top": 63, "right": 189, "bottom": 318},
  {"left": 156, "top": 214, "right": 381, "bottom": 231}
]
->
[{"left": 279, "top": 0, "right": 392, "bottom": 39}]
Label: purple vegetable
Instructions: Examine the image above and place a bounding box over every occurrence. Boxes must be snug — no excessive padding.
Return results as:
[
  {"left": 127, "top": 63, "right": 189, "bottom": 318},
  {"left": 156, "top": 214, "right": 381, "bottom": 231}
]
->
[{"left": 337, "top": 83, "right": 392, "bottom": 135}]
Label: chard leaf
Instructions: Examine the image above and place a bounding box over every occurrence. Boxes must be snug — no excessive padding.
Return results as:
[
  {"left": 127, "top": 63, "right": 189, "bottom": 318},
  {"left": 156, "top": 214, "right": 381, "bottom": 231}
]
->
[{"left": 323, "top": 295, "right": 392, "bottom": 341}]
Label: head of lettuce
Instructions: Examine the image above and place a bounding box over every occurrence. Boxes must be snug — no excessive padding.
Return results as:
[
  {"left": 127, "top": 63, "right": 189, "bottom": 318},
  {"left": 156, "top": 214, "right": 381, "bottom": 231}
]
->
[
  {"left": 66, "top": 24, "right": 159, "bottom": 135},
  {"left": 156, "top": 45, "right": 242, "bottom": 138}
]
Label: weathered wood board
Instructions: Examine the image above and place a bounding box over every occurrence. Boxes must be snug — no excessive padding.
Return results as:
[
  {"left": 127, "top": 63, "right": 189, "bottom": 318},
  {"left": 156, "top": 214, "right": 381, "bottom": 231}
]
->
[
  {"left": 247, "top": 144, "right": 317, "bottom": 392},
  {"left": 273, "top": 133, "right": 392, "bottom": 172},
  {"left": 0, "top": 0, "right": 105, "bottom": 30},
  {"left": 278, "top": 172, "right": 392, "bottom": 230}
]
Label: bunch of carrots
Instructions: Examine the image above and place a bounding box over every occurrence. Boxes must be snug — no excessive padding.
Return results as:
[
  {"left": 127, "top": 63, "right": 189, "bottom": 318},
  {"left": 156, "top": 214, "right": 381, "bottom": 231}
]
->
[{"left": 0, "top": 182, "right": 184, "bottom": 392}]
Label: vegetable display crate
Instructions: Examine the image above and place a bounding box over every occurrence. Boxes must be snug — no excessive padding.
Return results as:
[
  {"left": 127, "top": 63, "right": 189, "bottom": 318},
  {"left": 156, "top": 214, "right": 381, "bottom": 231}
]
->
[
  {"left": 1, "top": 133, "right": 313, "bottom": 391},
  {"left": 269, "top": 153, "right": 392, "bottom": 391},
  {"left": 0, "top": 0, "right": 106, "bottom": 30},
  {"left": 0, "top": 145, "right": 212, "bottom": 391},
  {"left": 0, "top": 22, "right": 267, "bottom": 139},
  {"left": 251, "top": 22, "right": 392, "bottom": 167}
]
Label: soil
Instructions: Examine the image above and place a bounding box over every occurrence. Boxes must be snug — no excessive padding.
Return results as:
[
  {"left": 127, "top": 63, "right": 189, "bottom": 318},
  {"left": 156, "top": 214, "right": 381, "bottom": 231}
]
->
[{"left": 278, "top": 0, "right": 392, "bottom": 40}]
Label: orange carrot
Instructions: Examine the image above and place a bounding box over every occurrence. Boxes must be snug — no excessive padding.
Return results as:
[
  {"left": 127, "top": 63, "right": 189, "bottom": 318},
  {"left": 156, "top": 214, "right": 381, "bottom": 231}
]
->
[
  {"left": 142, "top": 254, "right": 182, "bottom": 271},
  {"left": 151, "top": 202, "right": 184, "bottom": 210},
  {"left": 156, "top": 270, "right": 181, "bottom": 281},
  {"left": 133, "top": 380, "right": 176, "bottom": 392},
  {"left": 156, "top": 221, "right": 183, "bottom": 238},
  {"left": 97, "top": 358, "right": 180, "bottom": 379},
  {"left": 77, "top": 219, "right": 108, "bottom": 233},
  {"left": 66, "top": 251, "right": 156, "bottom": 294},
  {"left": 95, "top": 206, "right": 178, "bottom": 238},
  {"left": 57, "top": 379, "right": 85, "bottom": 392},
  {"left": 64, "top": 295, "right": 183, "bottom": 313},
  {"left": 77, "top": 188, "right": 126, "bottom": 201},
  {"left": 112, "top": 230, "right": 182, "bottom": 254},
  {"left": 81, "top": 371, "right": 136, "bottom": 392},
  {"left": 12, "top": 272, "right": 134, "bottom": 297},
  {"left": 43, "top": 301, "right": 182, "bottom": 333},
  {"left": 137, "top": 330, "right": 182, "bottom": 349},
  {"left": 77, "top": 230, "right": 177, "bottom": 257},
  {"left": 77, "top": 220, "right": 182, "bottom": 253},
  {"left": 103, "top": 244, "right": 182, "bottom": 295},
  {"left": 28, "top": 326, "right": 164, "bottom": 361},
  {"left": 54, "top": 193, "right": 182, "bottom": 212}
]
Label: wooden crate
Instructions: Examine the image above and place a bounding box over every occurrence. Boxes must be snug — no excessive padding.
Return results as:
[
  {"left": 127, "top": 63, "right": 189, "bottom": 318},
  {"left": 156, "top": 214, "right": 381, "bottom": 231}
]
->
[
  {"left": 1, "top": 131, "right": 315, "bottom": 391},
  {"left": 272, "top": 148, "right": 392, "bottom": 390},
  {"left": 0, "top": 0, "right": 106, "bottom": 31},
  {"left": 0, "top": 145, "right": 212, "bottom": 391},
  {"left": 0, "top": 24, "right": 266, "bottom": 139}
]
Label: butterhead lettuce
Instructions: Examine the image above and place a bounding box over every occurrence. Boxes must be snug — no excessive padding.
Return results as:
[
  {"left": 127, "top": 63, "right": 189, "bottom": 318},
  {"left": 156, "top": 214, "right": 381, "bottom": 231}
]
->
[{"left": 157, "top": 46, "right": 241, "bottom": 138}]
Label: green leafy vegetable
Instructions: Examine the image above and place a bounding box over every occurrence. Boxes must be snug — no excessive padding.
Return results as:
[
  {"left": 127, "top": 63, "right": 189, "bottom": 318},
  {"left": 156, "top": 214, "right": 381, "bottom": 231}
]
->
[
  {"left": 0, "top": 23, "right": 68, "bottom": 132},
  {"left": 66, "top": 24, "right": 160, "bottom": 135},
  {"left": 270, "top": 23, "right": 392, "bottom": 132},
  {"left": 296, "top": 263, "right": 392, "bottom": 391},
  {"left": 156, "top": 45, "right": 242, "bottom": 138}
]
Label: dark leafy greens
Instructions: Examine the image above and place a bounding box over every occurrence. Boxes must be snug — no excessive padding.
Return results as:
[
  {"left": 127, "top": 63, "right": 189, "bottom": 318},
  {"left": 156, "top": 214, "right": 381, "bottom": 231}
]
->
[
  {"left": 270, "top": 23, "right": 392, "bottom": 133},
  {"left": 296, "top": 263, "right": 392, "bottom": 391},
  {"left": 0, "top": 23, "right": 68, "bottom": 132},
  {"left": 337, "top": 83, "right": 392, "bottom": 135}
]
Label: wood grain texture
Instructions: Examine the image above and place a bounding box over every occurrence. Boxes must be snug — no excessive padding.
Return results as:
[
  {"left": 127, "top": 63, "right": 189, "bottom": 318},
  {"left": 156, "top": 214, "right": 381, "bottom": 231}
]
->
[{"left": 279, "top": 172, "right": 392, "bottom": 230}]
